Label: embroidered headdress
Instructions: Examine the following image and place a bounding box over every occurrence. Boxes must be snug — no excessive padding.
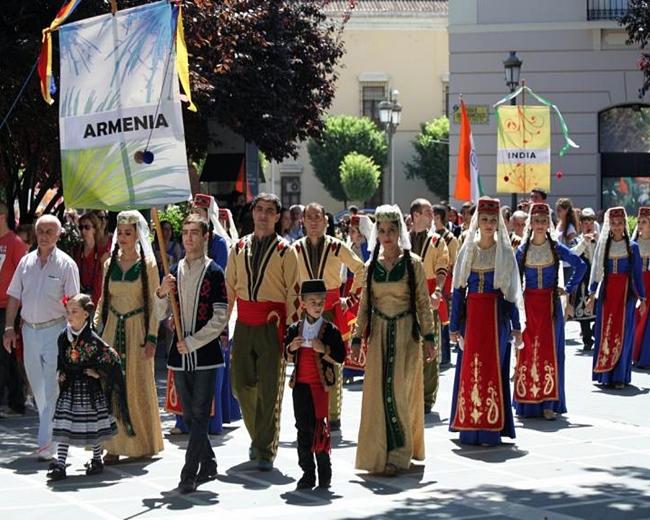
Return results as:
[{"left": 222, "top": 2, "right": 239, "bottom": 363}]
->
[
  {"left": 367, "top": 204, "right": 411, "bottom": 251},
  {"left": 111, "top": 210, "right": 154, "bottom": 259},
  {"left": 589, "top": 206, "right": 628, "bottom": 290}
]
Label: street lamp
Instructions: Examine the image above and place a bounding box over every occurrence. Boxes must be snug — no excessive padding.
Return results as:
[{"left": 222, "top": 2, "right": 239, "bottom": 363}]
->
[
  {"left": 378, "top": 90, "right": 401, "bottom": 204},
  {"left": 503, "top": 51, "right": 523, "bottom": 210}
]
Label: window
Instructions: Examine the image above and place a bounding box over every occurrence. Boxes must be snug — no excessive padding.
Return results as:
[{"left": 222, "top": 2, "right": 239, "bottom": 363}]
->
[
  {"left": 281, "top": 176, "right": 301, "bottom": 208},
  {"left": 361, "top": 84, "right": 387, "bottom": 125}
]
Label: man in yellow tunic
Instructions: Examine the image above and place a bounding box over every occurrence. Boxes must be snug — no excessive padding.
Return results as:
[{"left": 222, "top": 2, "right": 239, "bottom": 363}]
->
[
  {"left": 409, "top": 199, "right": 449, "bottom": 414},
  {"left": 433, "top": 204, "right": 460, "bottom": 366},
  {"left": 226, "top": 193, "right": 300, "bottom": 470},
  {"left": 292, "top": 202, "right": 365, "bottom": 431}
]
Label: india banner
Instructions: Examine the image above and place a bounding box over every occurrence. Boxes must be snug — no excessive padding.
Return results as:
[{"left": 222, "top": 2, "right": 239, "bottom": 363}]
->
[
  {"left": 496, "top": 105, "right": 551, "bottom": 194},
  {"left": 58, "top": 1, "right": 191, "bottom": 210}
]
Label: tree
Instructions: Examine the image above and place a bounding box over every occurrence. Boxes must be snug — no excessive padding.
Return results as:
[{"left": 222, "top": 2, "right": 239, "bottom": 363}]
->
[
  {"left": 339, "top": 152, "right": 381, "bottom": 204},
  {"left": 621, "top": 1, "right": 650, "bottom": 98},
  {"left": 0, "top": 0, "right": 352, "bottom": 223},
  {"left": 308, "top": 115, "right": 387, "bottom": 203},
  {"left": 404, "top": 116, "right": 449, "bottom": 199}
]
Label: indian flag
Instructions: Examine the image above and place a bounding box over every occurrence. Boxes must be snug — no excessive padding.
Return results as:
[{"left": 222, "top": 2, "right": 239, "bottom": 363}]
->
[{"left": 454, "top": 99, "right": 482, "bottom": 202}]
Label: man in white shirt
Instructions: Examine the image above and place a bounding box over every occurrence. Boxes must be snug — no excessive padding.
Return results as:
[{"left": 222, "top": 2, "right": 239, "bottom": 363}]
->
[{"left": 3, "top": 215, "right": 80, "bottom": 460}]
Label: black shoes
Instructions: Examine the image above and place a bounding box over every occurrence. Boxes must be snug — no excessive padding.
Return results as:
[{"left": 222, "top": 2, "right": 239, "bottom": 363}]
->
[
  {"left": 196, "top": 461, "right": 217, "bottom": 484},
  {"left": 329, "top": 419, "right": 341, "bottom": 432},
  {"left": 178, "top": 476, "right": 197, "bottom": 494},
  {"left": 296, "top": 472, "right": 316, "bottom": 490},
  {"left": 85, "top": 458, "right": 104, "bottom": 476},
  {"left": 47, "top": 461, "right": 67, "bottom": 481}
]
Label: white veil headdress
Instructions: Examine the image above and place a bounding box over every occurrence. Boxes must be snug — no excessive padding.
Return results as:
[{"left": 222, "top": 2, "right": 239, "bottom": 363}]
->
[
  {"left": 589, "top": 206, "right": 627, "bottom": 294},
  {"left": 367, "top": 204, "right": 411, "bottom": 252},
  {"left": 193, "top": 194, "right": 232, "bottom": 246},
  {"left": 219, "top": 208, "right": 239, "bottom": 243},
  {"left": 112, "top": 210, "right": 154, "bottom": 259},
  {"left": 452, "top": 198, "right": 524, "bottom": 326}
]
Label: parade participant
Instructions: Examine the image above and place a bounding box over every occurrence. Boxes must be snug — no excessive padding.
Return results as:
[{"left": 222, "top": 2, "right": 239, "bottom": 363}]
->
[
  {"left": 571, "top": 208, "right": 598, "bottom": 351},
  {"left": 4, "top": 215, "right": 79, "bottom": 460},
  {"left": 219, "top": 207, "right": 239, "bottom": 244},
  {"left": 0, "top": 201, "right": 28, "bottom": 417},
  {"left": 529, "top": 187, "right": 548, "bottom": 204},
  {"left": 155, "top": 214, "right": 229, "bottom": 494},
  {"left": 449, "top": 197, "right": 523, "bottom": 446},
  {"left": 153, "top": 219, "right": 183, "bottom": 279},
  {"left": 342, "top": 214, "right": 372, "bottom": 384},
  {"left": 510, "top": 210, "right": 528, "bottom": 249},
  {"left": 293, "top": 202, "right": 364, "bottom": 431},
  {"left": 351, "top": 205, "right": 436, "bottom": 476},
  {"left": 285, "top": 279, "right": 346, "bottom": 489},
  {"left": 96, "top": 210, "right": 163, "bottom": 464},
  {"left": 73, "top": 212, "right": 107, "bottom": 305},
  {"left": 92, "top": 210, "right": 113, "bottom": 257},
  {"left": 47, "top": 294, "right": 132, "bottom": 481},
  {"left": 287, "top": 204, "right": 305, "bottom": 243},
  {"left": 556, "top": 198, "right": 579, "bottom": 282},
  {"left": 433, "top": 204, "right": 460, "bottom": 366},
  {"left": 190, "top": 194, "right": 229, "bottom": 269},
  {"left": 514, "top": 204, "right": 586, "bottom": 420},
  {"left": 226, "top": 193, "right": 300, "bottom": 470},
  {"left": 632, "top": 207, "right": 650, "bottom": 368},
  {"left": 587, "top": 207, "right": 646, "bottom": 389},
  {"left": 409, "top": 198, "right": 448, "bottom": 414}
]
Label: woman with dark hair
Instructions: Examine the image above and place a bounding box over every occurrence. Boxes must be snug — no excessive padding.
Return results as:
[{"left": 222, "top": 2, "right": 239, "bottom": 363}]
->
[
  {"left": 555, "top": 198, "right": 579, "bottom": 282},
  {"left": 95, "top": 210, "right": 163, "bottom": 464},
  {"left": 73, "top": 212, "right": 108, "bottom": 305},
  {"left": 633, "top": 207, "right": 650, "bottom": 368},
  {"left": 514, "top": 204, "right": 586, "bottom": 420},
  {"left": 587, "top": 207, "right": 646, "bottom": 389},
  {"left": 351, "top": 205, "right": 436, "bottom": 476},
  {"left": 449, "top": 197, "right": 523, "bottom": 446}
]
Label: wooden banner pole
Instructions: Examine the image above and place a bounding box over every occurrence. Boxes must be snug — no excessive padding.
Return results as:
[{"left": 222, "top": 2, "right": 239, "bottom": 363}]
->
[{"left": 151, "top": 207, "right": 184, "bottom": 338}]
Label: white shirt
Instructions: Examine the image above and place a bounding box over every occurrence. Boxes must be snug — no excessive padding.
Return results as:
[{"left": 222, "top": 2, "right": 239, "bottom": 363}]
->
[
  {"left": 302, "top": 316, "right": 323, "bottom": 341},
  {"left": 7, "top": 247, "right": 80, "bottom": 324}
]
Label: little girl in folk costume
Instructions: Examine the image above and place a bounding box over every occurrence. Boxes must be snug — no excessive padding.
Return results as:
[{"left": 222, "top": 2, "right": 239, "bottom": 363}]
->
[
  {"left": 632, "top": 207, "right": 650, "bottom": 368},
  {"left": 587, "top": 207, "right": 646, "bottom": 389},
  {"left": 47, "top": 294, "right": 132, "bottom": 481},
  {"left": 514, "top": 203, "right": 586, "bottom": 420}
]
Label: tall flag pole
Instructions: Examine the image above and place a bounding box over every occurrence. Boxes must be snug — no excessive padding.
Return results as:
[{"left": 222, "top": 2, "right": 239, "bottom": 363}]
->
[{"left": 454, "top": 97, "right": 482, "bottom": 202}]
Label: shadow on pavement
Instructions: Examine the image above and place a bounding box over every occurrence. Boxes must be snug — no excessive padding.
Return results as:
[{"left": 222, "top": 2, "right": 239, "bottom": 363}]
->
[
  {"left": 349, "top": 465, "right": 434, "bottom": 496},
  {"left": 450, "top": 441, "right": 528, "bottom": 463},
  {"left": 424, "top": 411, "right": 446, "bottom": 428},
  {"left": 517, "top": 415, "right": 592, "bottom": 433},
  {"left": 121, "top": 489, "right": 219, "bottom": 520},
  {"left": 279, "top": 487, "right": 344, "bottom": 506},
  {"left": 219, "top": 461, "right": 295, "bottom": 489},
  {"left": 592, "top": 384, "right": 650, "bottom": 397},
  {"left": 339, "top": 466, "right": 650, "bottom": 519}
]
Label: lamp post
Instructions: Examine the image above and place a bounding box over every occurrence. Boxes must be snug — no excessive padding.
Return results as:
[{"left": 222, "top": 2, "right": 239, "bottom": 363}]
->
[
  {"left": 378, "top": 89, "right": 402, "bottom": 204},
  {"left": 503, "top": 51, "right": 523, "bottom": 211}
]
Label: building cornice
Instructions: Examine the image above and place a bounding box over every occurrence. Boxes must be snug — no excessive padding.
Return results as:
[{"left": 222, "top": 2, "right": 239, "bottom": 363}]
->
[{"left": 450, "top": 20, "right": 620, "bottom": 34}]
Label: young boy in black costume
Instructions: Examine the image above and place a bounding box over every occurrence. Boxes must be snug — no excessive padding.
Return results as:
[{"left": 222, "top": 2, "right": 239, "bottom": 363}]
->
[{"left": 285, "top": 279, "right": 346, "bottom": 490}]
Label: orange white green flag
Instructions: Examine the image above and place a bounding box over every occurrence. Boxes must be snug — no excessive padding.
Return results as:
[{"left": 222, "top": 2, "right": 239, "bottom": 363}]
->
[{"left": 454, "top": 99, "right": 482, "bottom": 202}]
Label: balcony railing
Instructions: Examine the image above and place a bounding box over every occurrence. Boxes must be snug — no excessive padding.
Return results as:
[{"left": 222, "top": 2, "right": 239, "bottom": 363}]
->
[{"left": 587, "top": 0, "right": 629, "bottom": 20}]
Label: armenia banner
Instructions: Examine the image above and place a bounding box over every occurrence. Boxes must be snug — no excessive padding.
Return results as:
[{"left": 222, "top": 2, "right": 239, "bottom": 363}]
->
[
  {"left": 496, "top": 105, "right": 551, "bottom": 194},
  {"left": 58, "top": 1, "right": 191, "bottom": 210}
]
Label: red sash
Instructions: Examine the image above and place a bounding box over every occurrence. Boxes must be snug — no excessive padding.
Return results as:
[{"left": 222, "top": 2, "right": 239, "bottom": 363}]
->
[
  {"left": 514, "top": 289, "right": 559, "bottom": 403},
  {"left": 595, "top": 273, "right": 628, "bottom": 373},
  {"left": 633, "top": 271, "right": 650, "bottom": 363},
  {"left": 326, "top": 288, "right": 365, "bottom": 371},
  {"left": 451, "top": 292, "right": 505, "bottom": 431},
  {"left": 165, "top": 369, "right": 216, "bottom": 416},
  {"left": 427, "top": 278, "right": 449, "bottom": 324},
  {"left": 236, "top": 298, "right": 286, "bottom": 351}
]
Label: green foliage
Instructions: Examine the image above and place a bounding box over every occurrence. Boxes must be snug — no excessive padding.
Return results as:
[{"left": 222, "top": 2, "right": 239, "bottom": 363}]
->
[
  {"left": 628, "top": 215, "right": 637, "bottom": 234},
  {"left": 159, "top": 203, "right": 190, "bottom": 237},
  {"left": 308, "top": 116, "right": 387, "bottom": 202},
  {"left": 404, "top": 116, "right": 450, "bottom": 199},
  {"left": 620, "top": 1, "right": 650, "bottom": 97},
  {"left": 339, "top": 152, "right": 381, "bottom": 203}
]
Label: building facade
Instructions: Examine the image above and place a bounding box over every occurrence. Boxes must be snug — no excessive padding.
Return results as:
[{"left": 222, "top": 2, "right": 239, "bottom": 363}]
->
[
  {"left": 267, "top": 0, "right": 449, "bottom": 212},
  {"left": 449, "top": 0, "right": 650, "bottom": 212}
]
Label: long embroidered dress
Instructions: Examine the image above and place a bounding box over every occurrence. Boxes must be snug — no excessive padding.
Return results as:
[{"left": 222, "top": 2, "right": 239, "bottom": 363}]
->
[
  {"left": 591, "top": 239, "right": 645, "bottom": 386},
  {"left": 514, "top": 241, "right": 586, "bottom": 417},
  {"left": 633, "top": 238, "right": 650, "bottom": 368},
  {"left": 449, "top": 244, "right": 520, "bottom": 446},
  {"left": 353, "top": 255, "right": 434, "bottom": 473},
  {"left": 96, "top": 256, "right": 164, "bottom": 458}
]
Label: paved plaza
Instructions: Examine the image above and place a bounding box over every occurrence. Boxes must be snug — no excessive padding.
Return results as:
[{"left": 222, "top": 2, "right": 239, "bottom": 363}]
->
[{"left": 1, "top": 321, "right": 649, "bottom": 519}]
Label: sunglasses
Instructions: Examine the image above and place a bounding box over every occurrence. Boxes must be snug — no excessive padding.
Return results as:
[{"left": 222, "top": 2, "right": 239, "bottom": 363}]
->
[{"left": 80, "top": 224, "right": 94, "bottom": 230}]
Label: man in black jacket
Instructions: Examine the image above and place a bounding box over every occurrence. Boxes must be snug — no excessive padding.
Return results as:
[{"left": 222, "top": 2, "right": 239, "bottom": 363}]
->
[{"left": 155, "top": 214, "right": 229, "bottom": 494}]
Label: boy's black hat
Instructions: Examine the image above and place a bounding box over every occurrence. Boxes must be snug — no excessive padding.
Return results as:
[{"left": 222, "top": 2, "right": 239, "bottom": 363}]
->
[{"left": 300, "top": 279, "right": 327, "bottom": 296}]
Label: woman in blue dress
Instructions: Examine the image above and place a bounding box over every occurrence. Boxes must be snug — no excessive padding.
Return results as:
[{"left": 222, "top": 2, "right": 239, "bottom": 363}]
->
[
  {"left": 449, "top": 197, "right": 523, "bottom": 446},
  {"left": 514, "top": 203, "right": 586, "bottom": 420},
  {"left": 587, "top": 207, "right": 646, "bottom": 389},
  {"left": 632, "top": 207, "right": 650, "bottom": 369}
]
